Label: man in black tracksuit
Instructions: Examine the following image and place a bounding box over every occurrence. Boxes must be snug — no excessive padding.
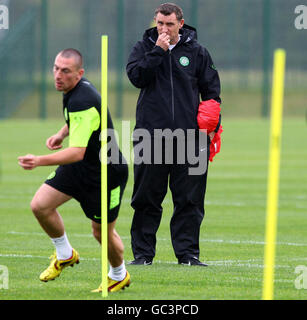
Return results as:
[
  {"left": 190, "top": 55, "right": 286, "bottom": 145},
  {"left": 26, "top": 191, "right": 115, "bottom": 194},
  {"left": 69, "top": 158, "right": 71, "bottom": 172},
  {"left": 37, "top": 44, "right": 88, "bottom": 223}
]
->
[{"left": 126, "top": 3, "right": 221, "bottom": 266}]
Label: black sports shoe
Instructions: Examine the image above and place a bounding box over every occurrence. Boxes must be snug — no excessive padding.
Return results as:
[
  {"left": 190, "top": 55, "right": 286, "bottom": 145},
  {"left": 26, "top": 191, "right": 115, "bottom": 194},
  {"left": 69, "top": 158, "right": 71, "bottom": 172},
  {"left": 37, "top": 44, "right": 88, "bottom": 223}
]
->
[
  {"left": 178, "top": 257, "right": 208, "bottom": 267},
  {"left": 128, "top": 258, "right": 153, "bottom": 265}
]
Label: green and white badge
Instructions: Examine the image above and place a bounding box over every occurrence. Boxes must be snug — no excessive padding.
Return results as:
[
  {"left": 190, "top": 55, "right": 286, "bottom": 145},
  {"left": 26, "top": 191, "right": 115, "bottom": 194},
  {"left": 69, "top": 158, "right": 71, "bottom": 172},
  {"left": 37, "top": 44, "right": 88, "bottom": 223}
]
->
[{"left": 179, "top": 56, "right": 190, "bottom": 66}]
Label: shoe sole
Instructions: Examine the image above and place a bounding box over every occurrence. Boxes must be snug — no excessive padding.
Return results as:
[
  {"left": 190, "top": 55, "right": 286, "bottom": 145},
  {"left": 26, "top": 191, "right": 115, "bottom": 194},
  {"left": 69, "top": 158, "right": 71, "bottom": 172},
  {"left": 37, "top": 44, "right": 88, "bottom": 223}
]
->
[
  {"left": 179, "top": 262, "right": 208, "bottom": 267},
  {"left": 128, "top": 262, "right": 152, "bottom": 265},
  {"left": 91, "top": 279, "right": 131, "bottom": 293},
  {"left": 109, "top": 278, "right": 131, "bottom": 292},
  {"left": 40, "top": 259, "right": 80, "bottom": 282},
  {"left": 118, "top": 281, "right": 130, "bottom": 291}
]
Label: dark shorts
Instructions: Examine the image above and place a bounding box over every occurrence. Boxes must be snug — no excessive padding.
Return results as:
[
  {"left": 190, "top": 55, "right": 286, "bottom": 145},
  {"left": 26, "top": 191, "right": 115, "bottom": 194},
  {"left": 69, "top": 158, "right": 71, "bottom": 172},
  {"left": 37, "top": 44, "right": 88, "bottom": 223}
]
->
[{"left": 45, "top": 162, "right": 128, "bottom": 224}]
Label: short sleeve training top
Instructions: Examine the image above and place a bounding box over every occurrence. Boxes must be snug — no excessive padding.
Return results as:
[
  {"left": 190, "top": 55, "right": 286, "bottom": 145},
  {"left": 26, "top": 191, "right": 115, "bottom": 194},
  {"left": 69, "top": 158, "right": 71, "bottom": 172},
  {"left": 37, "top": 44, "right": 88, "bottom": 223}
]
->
[{"left": 62, "top": 77, "right": 123, "bottom": 183}]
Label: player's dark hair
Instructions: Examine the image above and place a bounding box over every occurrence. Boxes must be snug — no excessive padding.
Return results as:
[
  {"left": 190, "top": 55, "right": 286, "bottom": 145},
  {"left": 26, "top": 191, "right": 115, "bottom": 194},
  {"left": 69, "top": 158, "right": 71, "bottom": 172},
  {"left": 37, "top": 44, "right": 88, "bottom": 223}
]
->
[
  {"left": 59, "top": 48, "right": 83, "bottom": 69},
  {"left": 154, "top": 3, "right": 184, "bottom": 21}
]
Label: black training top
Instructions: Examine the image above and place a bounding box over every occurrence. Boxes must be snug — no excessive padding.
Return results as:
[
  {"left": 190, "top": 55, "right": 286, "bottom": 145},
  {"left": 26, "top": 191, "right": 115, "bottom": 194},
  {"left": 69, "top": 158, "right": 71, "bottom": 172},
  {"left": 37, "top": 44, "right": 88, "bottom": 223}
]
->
[{"left": 62, "top": 77, "right": 124, "bottom": 185}]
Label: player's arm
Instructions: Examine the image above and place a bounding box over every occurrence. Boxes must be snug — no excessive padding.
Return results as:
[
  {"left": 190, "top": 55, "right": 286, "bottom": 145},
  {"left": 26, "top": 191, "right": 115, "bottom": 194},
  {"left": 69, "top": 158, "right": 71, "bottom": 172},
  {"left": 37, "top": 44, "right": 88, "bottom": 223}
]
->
[
  {"left": 46, "top": 124, "right": 69, "bottom": 150},
  {"left": 19, "top": 107, "right": 100, "bottom": 170},
  {"left": 18, "top": 147, "right": 86, "bottom": 170}
]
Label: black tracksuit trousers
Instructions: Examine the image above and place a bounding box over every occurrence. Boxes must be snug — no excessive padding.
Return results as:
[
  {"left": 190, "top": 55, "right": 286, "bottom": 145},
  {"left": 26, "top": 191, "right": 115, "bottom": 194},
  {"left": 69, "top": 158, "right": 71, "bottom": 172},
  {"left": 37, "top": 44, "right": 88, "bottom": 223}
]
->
[{"left": 130, "top": 135, "right": 210, "bottom": 262}]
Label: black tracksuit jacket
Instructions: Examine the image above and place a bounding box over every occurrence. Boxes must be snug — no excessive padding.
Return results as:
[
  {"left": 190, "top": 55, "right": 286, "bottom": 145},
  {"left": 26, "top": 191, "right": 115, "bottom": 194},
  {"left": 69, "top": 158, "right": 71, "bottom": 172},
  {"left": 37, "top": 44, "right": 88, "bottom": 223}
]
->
[
  {"left": 127, "top": 25, "right": 221, "bottom": 261},
  {"left": 126, "top": 24, "right": 221, "bottom": 134}
]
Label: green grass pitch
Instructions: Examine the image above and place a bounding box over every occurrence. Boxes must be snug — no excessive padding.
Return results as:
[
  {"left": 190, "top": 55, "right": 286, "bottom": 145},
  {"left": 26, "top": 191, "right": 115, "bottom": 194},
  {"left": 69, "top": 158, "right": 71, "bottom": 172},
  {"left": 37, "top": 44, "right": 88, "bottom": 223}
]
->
[{"left": 0, "top": 118, "right": 306, "bottom": 300}]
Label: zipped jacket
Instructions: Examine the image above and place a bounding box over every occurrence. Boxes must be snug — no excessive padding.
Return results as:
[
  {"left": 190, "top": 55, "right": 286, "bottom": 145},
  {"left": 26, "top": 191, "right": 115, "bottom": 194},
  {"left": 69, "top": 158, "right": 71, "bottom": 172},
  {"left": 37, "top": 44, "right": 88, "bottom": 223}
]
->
[{"left": 126, "top": 24, "right": 221, "bottom": 134}]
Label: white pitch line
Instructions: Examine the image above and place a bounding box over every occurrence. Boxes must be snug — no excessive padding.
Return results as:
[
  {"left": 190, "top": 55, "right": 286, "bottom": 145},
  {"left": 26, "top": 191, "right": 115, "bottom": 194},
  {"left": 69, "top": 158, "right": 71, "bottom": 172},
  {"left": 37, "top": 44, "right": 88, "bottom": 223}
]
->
[
  {"left": 0, "top": 253, "right": 99, "bottom": 261},
  {"left": 0, "top": 253, "right": 283, "bottom": 268},
  {"left": 7, "top": 231, "right": 93, "bottom": 238},
  {"left": 199, "top": 238, "right": 307, "bottom": 247},
  {"left": 7, "top": 231, "right": 307, "bottom": 247},
  {"left": 154, "top": 259, "right": 290, "bottom": 269},
  {"left": 0, "top": 253, "right": 303, "bottom": 270}
]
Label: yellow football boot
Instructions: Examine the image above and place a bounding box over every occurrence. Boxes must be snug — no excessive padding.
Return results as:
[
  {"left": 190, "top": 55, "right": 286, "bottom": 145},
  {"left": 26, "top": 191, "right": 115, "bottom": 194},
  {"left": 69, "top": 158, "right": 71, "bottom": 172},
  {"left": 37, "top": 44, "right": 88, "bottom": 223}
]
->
[
  {"left": 92, "top": 271, "right": 131, "bottom": 293},
  {"left": 39, "top": 249, "right": 80, "bottom": 282}
]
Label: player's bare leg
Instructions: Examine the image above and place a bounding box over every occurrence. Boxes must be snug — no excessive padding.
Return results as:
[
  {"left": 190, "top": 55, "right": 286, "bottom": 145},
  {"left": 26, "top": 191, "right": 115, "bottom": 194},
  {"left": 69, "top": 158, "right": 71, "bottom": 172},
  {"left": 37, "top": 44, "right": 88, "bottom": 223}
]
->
[
  {"left": 30, "top": 183, "right": 71, "bottom": 238},
  {"left": 92, "top": 220, "right": 124, "bottom": 267},
  {"left": 91, "top": 220, "right": 130, "bottom": 292},
  {"left": 30, "top": 183, "right": 79, "bottom": 281}
]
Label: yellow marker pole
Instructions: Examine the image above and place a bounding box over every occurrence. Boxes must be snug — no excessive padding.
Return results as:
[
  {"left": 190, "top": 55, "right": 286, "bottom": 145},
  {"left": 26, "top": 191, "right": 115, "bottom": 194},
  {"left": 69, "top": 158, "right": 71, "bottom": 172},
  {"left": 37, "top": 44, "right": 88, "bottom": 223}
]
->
[
  {"left": 262, "top": 49, "right": 286, "bottom": 300},
  {"left": 101, "top": 35, "right": 108, "bottom": 298}
]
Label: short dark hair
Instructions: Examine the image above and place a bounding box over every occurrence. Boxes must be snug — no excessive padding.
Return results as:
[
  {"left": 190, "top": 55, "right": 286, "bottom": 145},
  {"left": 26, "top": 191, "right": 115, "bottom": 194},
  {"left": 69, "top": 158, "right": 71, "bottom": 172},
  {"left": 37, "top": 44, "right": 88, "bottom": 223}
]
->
[
  {"left": 58, "top": 48, "right": 83, "bottom": 70},
  {"left": 154, "top": 3, "right": 184, "bottom": 21}
]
